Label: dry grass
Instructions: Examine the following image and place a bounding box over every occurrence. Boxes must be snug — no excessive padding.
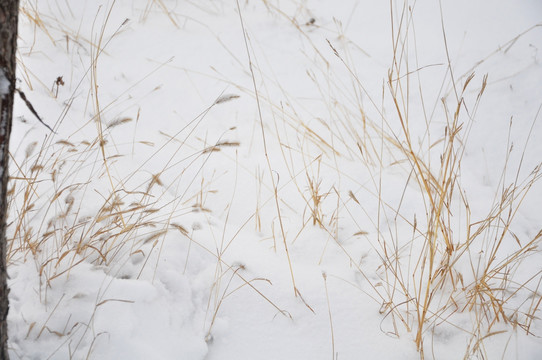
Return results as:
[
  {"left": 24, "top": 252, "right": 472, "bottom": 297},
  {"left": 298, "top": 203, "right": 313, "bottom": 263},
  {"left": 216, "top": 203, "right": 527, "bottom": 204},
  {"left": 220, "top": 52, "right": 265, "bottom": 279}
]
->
[
  {"left": 8, "top": 0, "right": 542, "bottom": 359},
  {"left": 252, "top": 1, "right": 542, "bottom": 359},
  {"left": 10, "top": 2, "right": 291, "bottom": 353}
]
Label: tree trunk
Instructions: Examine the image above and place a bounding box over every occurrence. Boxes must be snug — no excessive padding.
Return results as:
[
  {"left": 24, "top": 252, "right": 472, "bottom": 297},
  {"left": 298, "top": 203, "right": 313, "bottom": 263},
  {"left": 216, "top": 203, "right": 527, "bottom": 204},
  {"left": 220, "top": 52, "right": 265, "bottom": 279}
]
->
[{"left": 0, "top": 0, "right": 19, "bottom": 359}]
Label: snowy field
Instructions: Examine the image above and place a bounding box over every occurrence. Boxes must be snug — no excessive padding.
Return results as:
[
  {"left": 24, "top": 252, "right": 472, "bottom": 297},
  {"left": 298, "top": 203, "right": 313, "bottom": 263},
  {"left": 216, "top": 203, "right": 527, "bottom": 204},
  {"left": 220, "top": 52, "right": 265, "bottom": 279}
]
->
[{"left": 6, "top": 0, "right": 542, "bottom": 359}]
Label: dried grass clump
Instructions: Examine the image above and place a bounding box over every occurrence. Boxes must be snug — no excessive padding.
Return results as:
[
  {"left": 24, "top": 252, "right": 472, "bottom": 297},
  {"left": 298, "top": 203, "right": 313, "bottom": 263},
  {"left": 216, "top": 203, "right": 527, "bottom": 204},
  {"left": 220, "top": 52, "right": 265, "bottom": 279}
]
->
[
  {"left": 259, "top": 1, "right": 542, "bottom": 358},
  {"left": 8, "top": 0, "right": 198, "bottom": 294},
  {"left": 9, "top": 0, "right": 542, "bottom": 358}
]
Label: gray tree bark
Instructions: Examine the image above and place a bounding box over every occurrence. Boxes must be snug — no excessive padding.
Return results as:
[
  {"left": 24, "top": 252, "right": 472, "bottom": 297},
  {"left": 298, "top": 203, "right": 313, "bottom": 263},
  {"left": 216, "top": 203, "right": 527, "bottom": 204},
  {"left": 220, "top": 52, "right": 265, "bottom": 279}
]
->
[{"left": 0, "top": 0, "right": 19, "bottom": 359}]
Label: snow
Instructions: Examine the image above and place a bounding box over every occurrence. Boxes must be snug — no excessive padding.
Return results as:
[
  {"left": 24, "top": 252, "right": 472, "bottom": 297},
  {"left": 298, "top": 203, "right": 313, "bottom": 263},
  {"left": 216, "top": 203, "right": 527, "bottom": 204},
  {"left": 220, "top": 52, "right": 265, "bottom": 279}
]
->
[
  {"left": 0, "top": 68, "right": 9, "bottom": 97},
  {"left": 6, "top": 0, "right": 542, "bottom": 359}
]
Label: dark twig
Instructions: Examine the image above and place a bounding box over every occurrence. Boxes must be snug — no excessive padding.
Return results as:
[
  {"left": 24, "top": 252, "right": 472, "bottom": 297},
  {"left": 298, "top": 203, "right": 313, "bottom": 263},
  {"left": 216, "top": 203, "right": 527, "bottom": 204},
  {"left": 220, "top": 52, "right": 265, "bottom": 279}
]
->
[{"left": 15, "top": 88, "right": 56, "bottom": 134}]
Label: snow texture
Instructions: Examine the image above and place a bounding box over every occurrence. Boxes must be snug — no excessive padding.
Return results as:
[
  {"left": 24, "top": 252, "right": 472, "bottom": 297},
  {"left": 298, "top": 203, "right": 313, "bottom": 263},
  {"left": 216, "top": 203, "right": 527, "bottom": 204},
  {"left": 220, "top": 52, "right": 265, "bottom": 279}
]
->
[
  {"left": 0, "top": 69, "right": 10, "bottom": 97},
  {"left": 6, "top": 0, "right": 542, "bottom": 359}
]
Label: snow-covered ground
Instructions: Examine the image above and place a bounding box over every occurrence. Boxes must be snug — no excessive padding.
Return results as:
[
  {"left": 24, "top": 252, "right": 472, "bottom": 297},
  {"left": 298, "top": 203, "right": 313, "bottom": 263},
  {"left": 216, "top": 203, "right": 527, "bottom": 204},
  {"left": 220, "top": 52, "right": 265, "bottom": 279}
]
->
[{"left": 7, "top": 0, "right": 542, "bottom": 359}]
